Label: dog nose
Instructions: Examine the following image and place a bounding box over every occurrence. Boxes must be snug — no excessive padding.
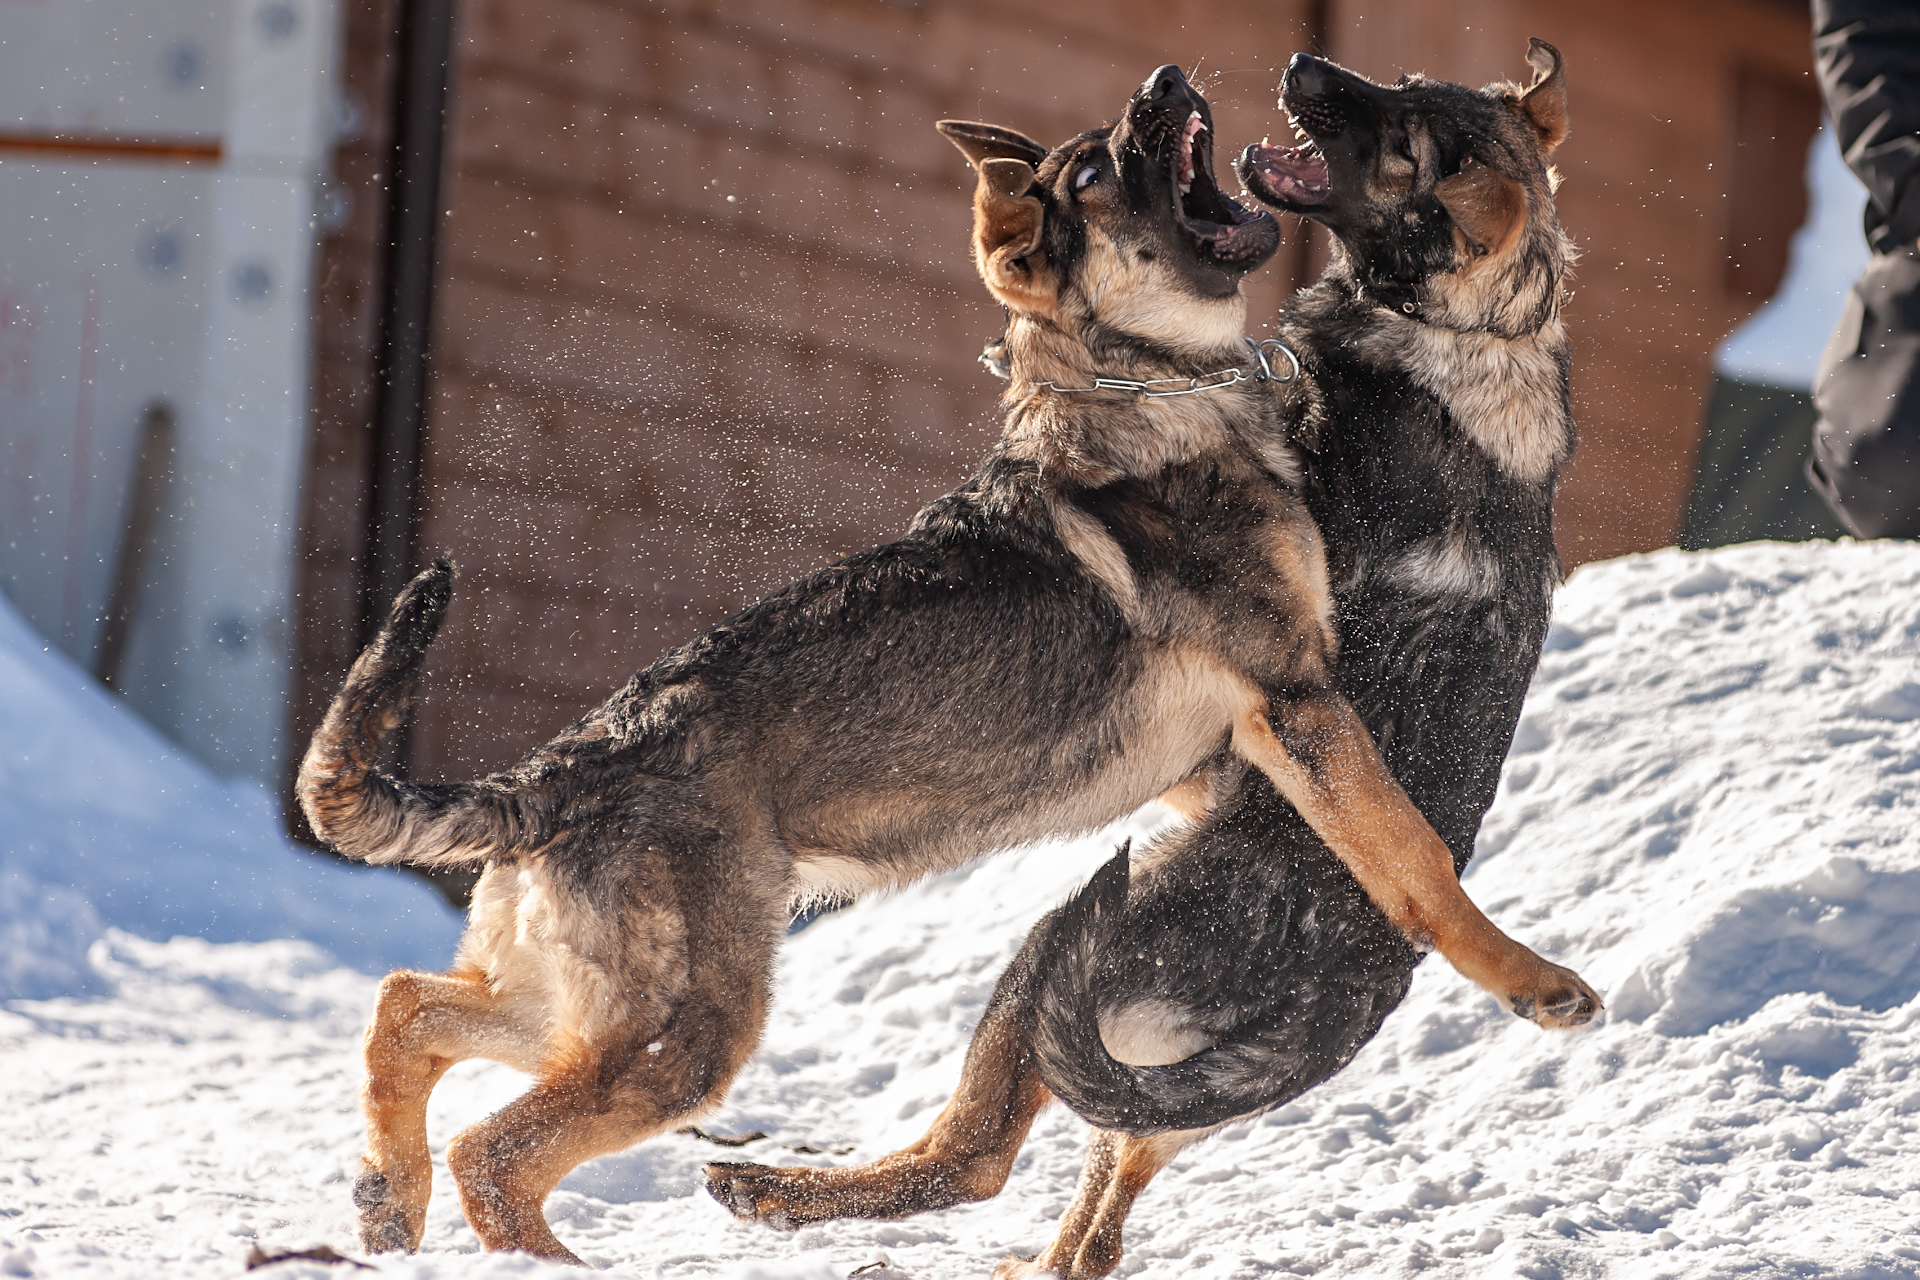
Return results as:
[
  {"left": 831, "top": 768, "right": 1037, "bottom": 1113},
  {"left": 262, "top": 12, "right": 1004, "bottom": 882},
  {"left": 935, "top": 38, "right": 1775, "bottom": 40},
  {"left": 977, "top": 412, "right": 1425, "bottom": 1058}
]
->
[
  {"left": 1140, "top": 64, "right": 1190, "bottom": 103},
  {"left": 1282, "top": 53, "right": 1329, "bottom": 97}
]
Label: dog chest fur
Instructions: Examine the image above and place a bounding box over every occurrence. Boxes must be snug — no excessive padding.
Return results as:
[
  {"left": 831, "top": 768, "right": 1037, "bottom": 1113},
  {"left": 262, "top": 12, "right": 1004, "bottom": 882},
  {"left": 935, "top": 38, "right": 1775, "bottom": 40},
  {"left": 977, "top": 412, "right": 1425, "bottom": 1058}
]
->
[{"left": 1357, "top": 313, "right": 1571, "bottom": 485}]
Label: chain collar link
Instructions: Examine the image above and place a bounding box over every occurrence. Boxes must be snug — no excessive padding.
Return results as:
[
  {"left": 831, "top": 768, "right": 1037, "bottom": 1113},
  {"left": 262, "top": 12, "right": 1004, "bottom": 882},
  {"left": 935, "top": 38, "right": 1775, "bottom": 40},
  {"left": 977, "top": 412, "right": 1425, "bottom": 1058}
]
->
[{"left": 1030, "top": 337, "right": 1301, "bottom": 398}]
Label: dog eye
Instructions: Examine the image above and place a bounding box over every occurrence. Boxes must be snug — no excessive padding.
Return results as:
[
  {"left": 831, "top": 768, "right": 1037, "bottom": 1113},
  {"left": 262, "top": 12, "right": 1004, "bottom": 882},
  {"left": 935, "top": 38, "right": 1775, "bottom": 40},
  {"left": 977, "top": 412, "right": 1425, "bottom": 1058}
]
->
[
  {"left": 1395, "top": 135, "right": 1415, "bottom": 162},
  {"left": 1074, "top": 165, "right": 1100, "bottom": 191}
]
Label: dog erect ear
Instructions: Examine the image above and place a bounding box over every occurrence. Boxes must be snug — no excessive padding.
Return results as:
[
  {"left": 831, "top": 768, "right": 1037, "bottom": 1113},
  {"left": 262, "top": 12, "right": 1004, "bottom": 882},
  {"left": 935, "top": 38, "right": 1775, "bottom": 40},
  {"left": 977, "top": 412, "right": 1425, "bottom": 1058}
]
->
[
  {"left": 1510, "top": 37, "right": 1569, "bottom": 152},
  {"left": 970, "top": 157, "right": 1054, "bottom": 310},
  {"left": 936, "top": 119, "right": 1050, "bottom": 170},
  {"left": 1435, "top": 157, "right": 1527, "bottom": 259},
  {"left": 938, "top": 121, "right": 1056, "bottom": 308}
]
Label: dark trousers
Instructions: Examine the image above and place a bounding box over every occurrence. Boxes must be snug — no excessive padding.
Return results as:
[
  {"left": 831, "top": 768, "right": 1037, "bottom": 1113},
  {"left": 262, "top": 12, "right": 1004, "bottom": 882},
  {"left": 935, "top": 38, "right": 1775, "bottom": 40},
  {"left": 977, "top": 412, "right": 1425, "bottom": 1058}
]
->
[{"left": 1809, "top": 247, "right": 1920, "bottom": 538}]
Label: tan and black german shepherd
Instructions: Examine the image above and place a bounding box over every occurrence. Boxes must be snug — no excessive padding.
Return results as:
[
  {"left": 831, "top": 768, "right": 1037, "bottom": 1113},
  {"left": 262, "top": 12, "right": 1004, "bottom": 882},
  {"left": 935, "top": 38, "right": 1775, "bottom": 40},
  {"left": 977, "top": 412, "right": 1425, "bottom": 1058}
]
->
[
  {"left": 302, "top": 64, "right": 1592, "bottom": 1266},
  {"left": 709, "top": 42, "right": 1590, "bottom": 1280}
]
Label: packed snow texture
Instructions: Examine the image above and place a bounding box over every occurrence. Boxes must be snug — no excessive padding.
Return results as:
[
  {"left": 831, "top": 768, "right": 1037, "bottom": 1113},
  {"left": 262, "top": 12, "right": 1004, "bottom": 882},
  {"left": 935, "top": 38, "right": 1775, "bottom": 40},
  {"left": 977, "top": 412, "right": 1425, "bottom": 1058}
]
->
[{"left": 6, "top": 540, "right": 1920, "bottom": 1279}]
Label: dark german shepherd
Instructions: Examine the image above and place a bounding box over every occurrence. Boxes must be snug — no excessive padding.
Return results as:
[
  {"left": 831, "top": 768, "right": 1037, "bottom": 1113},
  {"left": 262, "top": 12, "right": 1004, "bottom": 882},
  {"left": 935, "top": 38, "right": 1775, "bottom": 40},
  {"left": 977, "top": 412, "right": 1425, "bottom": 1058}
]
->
[
  {"left": 302, "top": 64, "right": 1588, "bottom": 1265},
  {"left": 710, "top": 41, "right": 1589, "bottom": 1280}
]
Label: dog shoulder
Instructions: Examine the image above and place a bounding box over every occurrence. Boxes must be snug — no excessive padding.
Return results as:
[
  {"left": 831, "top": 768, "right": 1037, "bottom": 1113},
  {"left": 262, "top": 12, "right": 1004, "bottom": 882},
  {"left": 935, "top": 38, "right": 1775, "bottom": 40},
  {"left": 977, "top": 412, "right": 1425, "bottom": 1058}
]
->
[{"left": 1046, "top": 491, "right": 1143, "bottom": 619}]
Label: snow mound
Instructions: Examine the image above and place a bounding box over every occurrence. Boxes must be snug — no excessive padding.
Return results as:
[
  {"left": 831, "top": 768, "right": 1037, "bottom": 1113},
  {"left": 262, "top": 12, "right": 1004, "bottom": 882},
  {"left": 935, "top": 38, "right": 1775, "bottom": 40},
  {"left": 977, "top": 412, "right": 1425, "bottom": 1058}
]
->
[
  {"left": 6, "top": 540, "right": 1920, "bottom": 1279},
  {"left": 0, "top": 588, "right": 461, "bottom": 998},
  {"left": 1488, "top": 543, "right": 1920, "bottom": 1039}
]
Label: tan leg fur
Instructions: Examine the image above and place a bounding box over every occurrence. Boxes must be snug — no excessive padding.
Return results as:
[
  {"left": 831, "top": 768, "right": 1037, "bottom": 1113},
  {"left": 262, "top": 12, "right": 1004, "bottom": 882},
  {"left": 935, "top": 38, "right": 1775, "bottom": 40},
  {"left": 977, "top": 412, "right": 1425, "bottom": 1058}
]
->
[
  {"left": 1232, "top": 692, "right": 1598, "bottom": 1028},
  {"left": 996, "top": 1129, "right": 1197, "bottom": 1279},
  {"left": 353, "top": 968, "right": 546, "bottom": 1254},
  {"left": 358, "top": 947, "right": 771, "bottom": 1262},
  {"left": 706, "top": 987, "right": 1052, "bottom": 1226},
  {"left": 446, "top": 1046, "right": 683, "bottom": 1264}
]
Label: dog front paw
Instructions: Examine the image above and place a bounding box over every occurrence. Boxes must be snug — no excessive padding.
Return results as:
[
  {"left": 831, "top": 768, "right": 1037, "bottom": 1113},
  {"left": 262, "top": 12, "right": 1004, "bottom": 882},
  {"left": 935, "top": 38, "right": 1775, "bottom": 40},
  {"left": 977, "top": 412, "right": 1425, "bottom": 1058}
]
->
[
  {"left": 1508, "top": 962, "right": 1601, "bottom": 1029},
  {"left": 992, "top": 1255, "right": 1062, "bottom": 1279}
]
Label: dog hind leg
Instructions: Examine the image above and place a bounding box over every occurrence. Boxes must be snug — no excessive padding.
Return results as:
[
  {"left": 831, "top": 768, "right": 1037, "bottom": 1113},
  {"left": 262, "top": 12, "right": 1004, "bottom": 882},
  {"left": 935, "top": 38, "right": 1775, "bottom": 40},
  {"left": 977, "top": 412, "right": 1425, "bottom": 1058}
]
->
[
  {"left": 995, "top": 1128, "right": 1194, "bottom": 1279},
  {"left": 445, "top": 1059, "right": 651, "bottom": 1264},
  {"left": 356, "top": 967, "right": 545, "bottom": 1253},
  {"left": 706, "top": 937, "right": 1052, "bottom": 1226},
  {"left": 448, "top": 967, "right": 774, "bottom": 1263}
]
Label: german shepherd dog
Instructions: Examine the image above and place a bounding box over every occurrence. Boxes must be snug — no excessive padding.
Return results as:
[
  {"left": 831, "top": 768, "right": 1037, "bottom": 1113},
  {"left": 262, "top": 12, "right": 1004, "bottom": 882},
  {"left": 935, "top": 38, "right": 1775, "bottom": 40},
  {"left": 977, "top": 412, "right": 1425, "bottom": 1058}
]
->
[
  {"left": 305, "top": 63, "right": 1592, "bottom": 1268},
  {"left": 710, "top": 41, "right": 1589, "bottom": 1280}
]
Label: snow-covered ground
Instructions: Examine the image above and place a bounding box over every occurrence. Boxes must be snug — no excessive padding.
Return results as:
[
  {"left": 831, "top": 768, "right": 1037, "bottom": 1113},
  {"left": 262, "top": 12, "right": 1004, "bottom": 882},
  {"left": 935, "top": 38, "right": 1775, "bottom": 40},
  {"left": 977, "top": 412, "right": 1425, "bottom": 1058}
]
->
[
  {"left": 6, "top": 539, "right": 1920, "bottom": 1279},
  {"left": 0, "top": 583, "right": 462, "bottom": 1001}
]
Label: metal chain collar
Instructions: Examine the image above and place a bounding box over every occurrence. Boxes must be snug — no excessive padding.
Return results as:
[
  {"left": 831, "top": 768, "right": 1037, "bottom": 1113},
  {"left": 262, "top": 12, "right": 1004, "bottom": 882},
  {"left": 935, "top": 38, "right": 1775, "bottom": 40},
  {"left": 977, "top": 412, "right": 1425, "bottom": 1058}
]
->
[{"left": 1033, "top": 337, "right": 1301, "bottom": 398}]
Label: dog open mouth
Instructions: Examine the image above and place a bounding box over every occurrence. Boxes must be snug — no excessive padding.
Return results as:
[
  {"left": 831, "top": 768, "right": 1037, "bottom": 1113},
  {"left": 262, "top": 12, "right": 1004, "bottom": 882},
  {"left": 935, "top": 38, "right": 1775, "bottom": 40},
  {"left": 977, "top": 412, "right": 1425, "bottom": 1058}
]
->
[
  {"left": 1173, "top": 111, "right": 1278, "bottom": 263},
  {"left": 1237, "top": 134, "right": 1331, "bottom": 210},
  {"left": 1236, "top": 71, "right": 1340, "bottom": 212}
]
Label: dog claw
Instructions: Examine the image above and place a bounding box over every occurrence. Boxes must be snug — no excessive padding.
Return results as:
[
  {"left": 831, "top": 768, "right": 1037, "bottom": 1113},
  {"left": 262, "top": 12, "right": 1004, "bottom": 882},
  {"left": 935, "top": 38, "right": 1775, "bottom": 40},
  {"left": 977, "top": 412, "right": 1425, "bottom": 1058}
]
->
[
  {"left": 1544, "top": 987, "right": 1599, "bottom": 1026},
  {"left": 705, "top": 1162, "right": 824, "bottom": 1231},
  {"left": 366, "top": 1214, "right": 413, "bottom": 1254},
  {"left": 707, "top": 1162, "right": 773, "bottom": 1222},
  {"left": 1509, "top": 966, "right": 1602, "bottom": 1030},
  {"left": 706, "top": 1164, "right": 742, "bottom": 1216}
]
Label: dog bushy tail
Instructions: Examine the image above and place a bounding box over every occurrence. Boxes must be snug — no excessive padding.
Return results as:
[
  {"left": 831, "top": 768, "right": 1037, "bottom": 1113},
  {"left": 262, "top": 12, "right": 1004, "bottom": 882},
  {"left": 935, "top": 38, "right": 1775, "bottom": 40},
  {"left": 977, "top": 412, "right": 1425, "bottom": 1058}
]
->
[
  {"left": 1030, "top": 846, "right": 1255, "bottom": 1136},
  {"left": 1031, "top": 842, "right": 1410, "bottom": 1137},
  {"left": 298, "top": 559, "right": 540, "bottom": 869}
]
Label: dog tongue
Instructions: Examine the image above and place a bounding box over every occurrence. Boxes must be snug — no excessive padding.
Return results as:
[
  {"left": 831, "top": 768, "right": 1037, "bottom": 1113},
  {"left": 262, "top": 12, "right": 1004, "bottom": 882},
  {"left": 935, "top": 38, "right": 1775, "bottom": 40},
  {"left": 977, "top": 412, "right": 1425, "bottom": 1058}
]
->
[{"left": 1208, "top": 218, "right": 1266, "bottom": 260}]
